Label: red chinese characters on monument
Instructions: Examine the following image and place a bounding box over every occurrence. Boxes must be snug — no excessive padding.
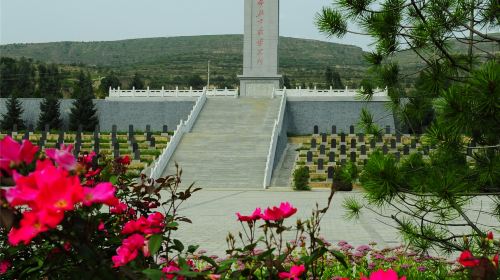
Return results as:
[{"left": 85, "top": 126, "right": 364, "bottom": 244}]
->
[{"left": 255, "top": 0, "right": 265, "bottom": 65}]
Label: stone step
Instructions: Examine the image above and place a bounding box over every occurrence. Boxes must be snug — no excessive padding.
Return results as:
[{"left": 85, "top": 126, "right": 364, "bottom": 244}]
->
[{"left": 162, "top": 97, "right": 280, "bottom": 188}]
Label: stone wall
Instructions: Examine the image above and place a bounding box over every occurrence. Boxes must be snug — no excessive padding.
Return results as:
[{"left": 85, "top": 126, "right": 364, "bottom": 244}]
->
[
  {"left": 0, "top": 98, "right": 195, "bottom": 132},
  {"left": 285, "top": 100, "right": 395, "bottom": 135}
]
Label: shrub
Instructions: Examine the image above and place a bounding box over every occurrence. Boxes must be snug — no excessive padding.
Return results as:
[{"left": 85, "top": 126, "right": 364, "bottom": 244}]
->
[
  {"left": 333, "top": 162, "right": 358, "bottom": 191},
  {"left": 293, "top": 165, "right": 310, "bottom": 190}
]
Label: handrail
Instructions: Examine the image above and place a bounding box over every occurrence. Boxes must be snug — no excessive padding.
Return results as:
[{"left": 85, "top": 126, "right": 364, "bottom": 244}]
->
[
  {"left": 263, "top": 92, "right": 287, "bottom": 189},
  {"left": 274, "top": 86, "right": 388, "bottom": 97},
  {"left": 109, "top": 86, "right": 238, "bottom": 98},
  {"left": 148, "top": 90, "right": 207, "bottom": 179}
]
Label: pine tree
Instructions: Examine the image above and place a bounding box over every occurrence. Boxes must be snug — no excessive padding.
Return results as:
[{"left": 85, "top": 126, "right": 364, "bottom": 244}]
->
[
  {"left": 1, "top": 96, "right": 25, "bottom": 131},
  {"left": 69, "top": 71, "right": 98, "bottom": 131},
  {"left": 316, "top": 0, "right": 500, "bottom": 255},
  {"left": 130, "top": 72, "right": 144, "bottom": 90},
  {"left": 37, "top": 97, "right": 62, "bottom": 130}
]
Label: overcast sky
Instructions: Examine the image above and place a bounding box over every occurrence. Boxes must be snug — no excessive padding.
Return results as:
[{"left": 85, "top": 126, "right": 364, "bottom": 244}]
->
[{"left": 0, "top": 0, "right": 374, "bottom": 50}]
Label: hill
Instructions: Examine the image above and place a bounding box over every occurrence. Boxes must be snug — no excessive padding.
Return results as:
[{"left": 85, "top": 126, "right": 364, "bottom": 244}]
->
[{"left": 0, "top": 35, "right": 369, "bottom": 88}]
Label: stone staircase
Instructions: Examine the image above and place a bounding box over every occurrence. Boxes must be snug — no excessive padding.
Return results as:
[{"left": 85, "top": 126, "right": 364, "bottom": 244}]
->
[
  {"left": 163, "top": 97, "right": 280, "bottom": 188},
  {"left": 271, "top": 144, "right": 299, "bottom": 188}
]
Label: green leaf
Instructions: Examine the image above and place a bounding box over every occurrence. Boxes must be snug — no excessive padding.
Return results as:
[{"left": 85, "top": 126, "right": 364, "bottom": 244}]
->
[
  {"left": 143, "top": 268, "right": 163, "bottom": 280},
  {"left": 199, "top": 256, "right": 218, "bottom": 268},
  {"left": 148, "top": 234, "right": 163, "bottom": 255},
  {"left": 329, "top": 249, "right": 348, "bottom": 268},
  {"left": 109, "top": 175, "right": 118, "bottom": 185},
  {"left": 187, "top": 244, "right": 199, "bottom": 254},
  {"left": 173, "top": 239, "right": 184, "bottom": 252}
]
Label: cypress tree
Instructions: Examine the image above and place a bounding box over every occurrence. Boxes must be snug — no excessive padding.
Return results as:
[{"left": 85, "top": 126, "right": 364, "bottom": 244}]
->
[
  {"left": 1, "top": 96, "right": 25, "bottom": 131},
  {"left": 69, "top": 71, "right": 98, "bottom": 131},
  {"left": 37, "top": 97, "right": 62, "bottom": 130}
]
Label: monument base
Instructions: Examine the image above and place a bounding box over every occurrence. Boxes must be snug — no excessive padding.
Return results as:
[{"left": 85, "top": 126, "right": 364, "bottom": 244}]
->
[{"left": 238, "top": 76, "right": 281, "bottom": 98}]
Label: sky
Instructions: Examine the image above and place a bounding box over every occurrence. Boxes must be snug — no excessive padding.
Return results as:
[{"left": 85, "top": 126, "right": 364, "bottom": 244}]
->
[{"left": 0, "top": 0, "right": 374, "bottom": 50}]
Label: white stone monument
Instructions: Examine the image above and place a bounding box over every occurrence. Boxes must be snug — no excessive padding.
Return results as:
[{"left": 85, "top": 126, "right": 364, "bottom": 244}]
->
[{"left": 239, "top": 0, "right": 281, "bottom": 97}]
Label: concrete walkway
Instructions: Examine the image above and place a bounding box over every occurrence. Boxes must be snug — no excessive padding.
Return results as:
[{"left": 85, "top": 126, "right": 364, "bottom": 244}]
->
[
  {"left": 171, "top": 189, "right": 499, "bottom": 257},
  {"left": 172, "top": 189, "right": 401, "bottom": 256}
]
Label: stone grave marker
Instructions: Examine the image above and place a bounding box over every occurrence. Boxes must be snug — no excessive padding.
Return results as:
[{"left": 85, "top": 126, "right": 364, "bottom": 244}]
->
[
  {"left": 162, "top": 125, "right": 168, "bottom": 136},
  {"left": 94, "top": 138, "right": 100, "bottom": 154},
  {"left": 370, "top": 138, "right": 376, "bottom": 149},
  {"left": 134, "top": 149, "right": 141, "bottom": 161},
  {"left": 382, "top": 145, "right": 388, "bottom": 155},
  {"left": 385, "top": 125, "right": 391, "bottom": 135},
  {"left": 145, "top": 124, "right": 151, "bottom": 136},
  {"left": 132, "top": 142, "right": 139, "bottom": 152},
  {"left": 128, "top": 125, "right": 134, "bottom": 140},
  {"left": 319, "top": 144, "right": 325, "bottom": 155},
  {"left": 23, "top": 130, "right": 29, "bottom": 140},
  {"left": 306, "top": 151, "right": 313, "bottom": 164},
  {"left": 311, "top": 138, "right": 317, "bottom": 150},
  {"left": 331, "top": 139, "right": 337, "bottom": 149},
  {"left": 58, "top": 131, "right": 64, "bottom": 144},
  {"left": 327, "top": 166, "right": 334, "bottom": 181},
  {"left": 12, "top": 124, "right": 18, "bottom": 136},
  {"left": 313, "top": 125, "right": 319, "bottom": 135},
  {"left": 113, "top": 149, "right": 120, "bottom": 159},
  {"left": 321, "top": 133, "right": 327, "bottom": 144},
  {"left": 360, "top": 145, "right": 367, "bottom": 160},
  {"left": 331, "top": 125, "right": 337, "bottom": 135},
  {"left": 349, "top": 125, "right": 355, "bottom": 135},
  {"left": 396, "top": 133, "right": 402, "bottom": 143},
  {"left": 150, "top": 137, "right": 156, "bottom": 148},
  {"left": 390, "top": 139, "right": 396, "bottom": 149},
  {"left": 358, "top": 133, "right": 365, "bottom": 143},
  {"left": 318, "top": 158, "right": 324, "bottom": 171},
  {"left": 329, "top": 151, "right": 335, "bottom": 163},
  {"left": 350, "top": 151, "right": 356, "bottom": 162},
  {"left": 340, "top": 133, "right": 346, "bottom": 144},
  {"left": 114, "top": 142, "right": 120, "bottom": 151},
  {"left": 340, "top": 145, "right": 347, "bottom": 160},
  {"left": 403, "top": 145, "right": 410, "bottom": 155},
  {"left": 350, "top": 139, "right": 356, "bottom": 150}
]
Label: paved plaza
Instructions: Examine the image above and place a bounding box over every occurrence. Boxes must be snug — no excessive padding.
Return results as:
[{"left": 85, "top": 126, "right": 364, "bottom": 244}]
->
[
  {"left": 172, "top": 188, "right": 499, "bottom": 257},
  {"left": 173, "top": 189, "right": 399, "bottom": 256}
]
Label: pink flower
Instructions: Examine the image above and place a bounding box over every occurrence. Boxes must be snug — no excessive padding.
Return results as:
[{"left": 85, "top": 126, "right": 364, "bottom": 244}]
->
[
  {"left": 110, "top": 202, "right": 128, "bottom": 214},
  {"left": 236, "top": 207, "right": 262, "bottom": 222},
  {"left": 0, "top": 260, "right": 11, "bottom": 274},
  {"left": 112, "top": 234, "right": 146, "bottom": 267},
  {"left": 458, "top": 250, "right": 480, "bottom": 267},
  {"left": 0, "top": 136, "right": 38, "bottom": 175},
  {"left": 45, "top": 144, "right": 76, "bottom": 170},
  {"left": 279, "top": 264, "right": 305, "bottom": 280},
  {"left": 83, "top": 182, "right": 118, "bottom": 206},
  {"left": 361, "top": 269, "right": 406, "bottom": 280},
  {"left": 98, "top": 221, "right": 106, "bottom": 231},
  {"left": 262, "top": 202, "right": 297, "bottom": 221},
  {"left": 487, "top": 231, "right": 494, "bottom": 240},
  {"left": 121, "top": 212, "right": 165, "bottom": 235},
  {"left": 162, "top": 262, "right": 184, "bottom": 280},
  {"left": 8, "top": 211, "right": 49, "bottom": 245}
]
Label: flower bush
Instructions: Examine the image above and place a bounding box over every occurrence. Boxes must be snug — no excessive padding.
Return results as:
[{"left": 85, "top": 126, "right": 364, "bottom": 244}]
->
[{"left": 0, "top": 136, "right": 498, "bottom": 279}]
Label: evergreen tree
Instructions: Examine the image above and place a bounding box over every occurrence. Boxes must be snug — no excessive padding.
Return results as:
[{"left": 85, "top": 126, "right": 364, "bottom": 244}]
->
[
  {"left": 317, "top": 0, "right": 500, "bottom": 256},
  {"left": 325, "top": 67, "right": 344, "bottom": 89},
  {"left": 38, "top": 63, "right": 62, "bottom": 98},
  {"left": 0, "top": 57, "right": 17, "bottom": 97},
  {"left": 187, "top": 74, "right": 205, "bottom": 89},
  {"left": 130, "top": 72, "right": 144, "bottom": 90},
  {"left": 99, "top": 72, "right": 121, "bottom": 95},
  {"left": 69, "top": 71, "right": 98, "bottom": 131},
  {"left": 37, "top": 97, "right": 62, "bottom": 130},
  {"left": 1, "top": 96, "right": 25, "bottom": 131},
  {"left": 282, "top": 75, "right": 292, "bottom": 89},
  {"left": 14, "top": 57, "right": 36, "bottom": 97}
]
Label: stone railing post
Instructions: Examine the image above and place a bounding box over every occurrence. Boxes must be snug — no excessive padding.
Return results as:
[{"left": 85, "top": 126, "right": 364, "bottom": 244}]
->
[{"left": 175, "top": 86, "right": 179, "bottom": 97}]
